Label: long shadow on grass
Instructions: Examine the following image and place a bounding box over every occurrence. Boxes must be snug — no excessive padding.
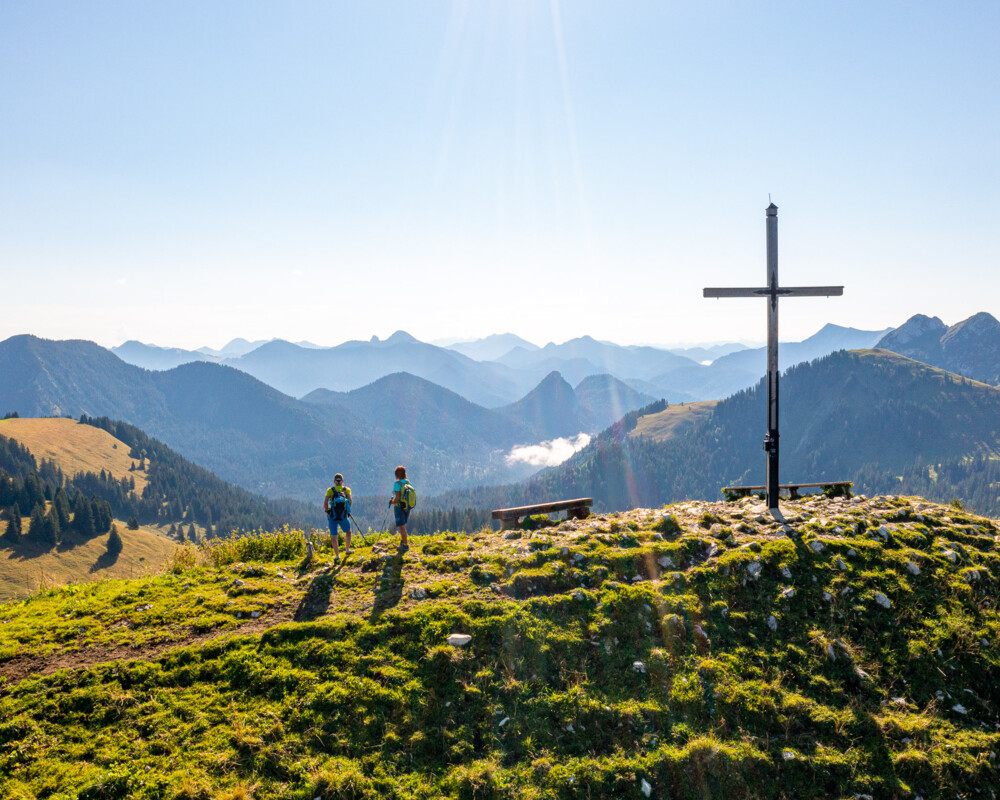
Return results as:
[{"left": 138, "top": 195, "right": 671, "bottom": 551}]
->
[
  {"left": 294, "top": 571, "right": 336, "bottom": 622},
  {"left": 89, "top": 548, "right": 120, "bottom": 573},
  {"left": 370, "top": 552, "right": 404, "bottom": 622}
]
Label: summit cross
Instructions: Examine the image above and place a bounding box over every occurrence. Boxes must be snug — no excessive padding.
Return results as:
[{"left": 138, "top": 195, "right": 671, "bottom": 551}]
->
[{"left": 703, "top": 203, "right": 843, "bottom": 511}]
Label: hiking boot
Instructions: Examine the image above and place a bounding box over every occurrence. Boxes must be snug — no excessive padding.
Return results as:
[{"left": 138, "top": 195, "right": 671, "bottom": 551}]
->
[
  {"left": 333, "top": 554, "right": 341, "bottom": 563},
  {"left": 345, "top": 548, "right": 353, "bottom": 557},
  {"left": 398, "top": 543, "right": 409, "bottom": 553}
]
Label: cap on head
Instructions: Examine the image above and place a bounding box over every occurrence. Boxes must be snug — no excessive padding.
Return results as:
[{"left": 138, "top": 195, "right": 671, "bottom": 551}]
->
[{"left": 334, "top": 473, "right": 343, "bottom": 482}]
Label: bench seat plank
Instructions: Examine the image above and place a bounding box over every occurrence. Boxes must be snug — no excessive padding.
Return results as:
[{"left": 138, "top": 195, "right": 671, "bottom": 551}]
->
[{"left": 492, "top": 498, "right": 593, "bottom": 529}]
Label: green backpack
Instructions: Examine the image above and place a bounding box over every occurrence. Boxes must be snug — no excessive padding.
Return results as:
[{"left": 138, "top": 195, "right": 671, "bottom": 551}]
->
[{"left": 400, "top": 481, "right": 417, "bottom": 511}]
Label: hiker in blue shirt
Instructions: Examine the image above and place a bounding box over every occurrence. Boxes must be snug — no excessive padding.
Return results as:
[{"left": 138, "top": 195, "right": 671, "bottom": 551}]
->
[
  {"left": 324, "top": 473, "right": 352, "bottom": 562},
  {"left": 389, "top": 465, "right": 411, "bottom": 552}
]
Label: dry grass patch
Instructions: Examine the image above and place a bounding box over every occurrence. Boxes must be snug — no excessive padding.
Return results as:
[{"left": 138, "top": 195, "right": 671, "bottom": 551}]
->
[{"left": 0, "top": 417, "right": 150, "bottom": 492}]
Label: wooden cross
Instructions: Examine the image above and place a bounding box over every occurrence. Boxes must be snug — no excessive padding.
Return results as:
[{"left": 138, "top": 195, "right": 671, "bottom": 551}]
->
[{"left": 704, "top": 203, "right": 843, "bottom": 510}]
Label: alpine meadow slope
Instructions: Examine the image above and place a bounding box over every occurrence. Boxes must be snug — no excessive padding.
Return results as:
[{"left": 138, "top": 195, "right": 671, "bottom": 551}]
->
[{"left": 0, "top": 494, "right": 997, "bottom": 798}]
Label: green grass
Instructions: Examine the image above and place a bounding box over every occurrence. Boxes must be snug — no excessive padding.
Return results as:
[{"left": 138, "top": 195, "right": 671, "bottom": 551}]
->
[{"left": 0, "top": 496, "right": 998, "bottom": 798}]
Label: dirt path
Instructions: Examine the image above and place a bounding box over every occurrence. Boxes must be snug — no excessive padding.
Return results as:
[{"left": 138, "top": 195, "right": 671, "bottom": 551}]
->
[{"left": 0, "top": 562, "right": 379, "bottom": 686}]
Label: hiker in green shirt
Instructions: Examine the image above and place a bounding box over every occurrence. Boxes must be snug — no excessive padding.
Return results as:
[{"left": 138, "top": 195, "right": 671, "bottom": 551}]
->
[{"left": 389, "top": 465, "right": 412, "bottom": 552}]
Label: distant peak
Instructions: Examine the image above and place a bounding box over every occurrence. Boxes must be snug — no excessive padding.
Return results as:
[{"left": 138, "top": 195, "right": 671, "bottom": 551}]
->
[{"left": 385, "top": 330, "right": 418, "bottom": 344}]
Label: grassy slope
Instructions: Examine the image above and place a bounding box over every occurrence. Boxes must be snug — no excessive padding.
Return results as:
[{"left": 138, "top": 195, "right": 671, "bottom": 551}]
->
[
  {"left": 0, "top": 525, "right": 176, "bottom": 603},
  {"left": 0, "top": 496, "right": 998, "bottom": 799},
  {"left": 0, "top": 417, "right": 150, "bottom": 493},
  {"left": 629, "top": 401, "right": 720, "bottom": 442},
  {"left": 0, "top": 418, "right": 175, "bottom": 600}
]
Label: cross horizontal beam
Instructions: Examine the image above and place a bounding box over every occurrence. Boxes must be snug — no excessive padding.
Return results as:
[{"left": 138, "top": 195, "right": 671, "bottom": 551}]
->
[{"left": 703, "top": 286, "right": 844, "bottom": 298}]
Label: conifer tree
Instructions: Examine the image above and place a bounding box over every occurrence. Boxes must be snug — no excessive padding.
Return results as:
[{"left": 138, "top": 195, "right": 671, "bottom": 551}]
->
[
  {"left": 7, "top": 505, "right": 21, "bottom": 538},
  {"left": 1, "top": 508, "right": 19, "bottom": 545},
  {"left": 27, "top": 503, "right": 45, "bottom": 542},
  {"left": 187, "top": 522, "right": 196, "bottom": 543},
  {"left": 126, "top": 516, "right": 139, "bottom": 530},
  {"left": 53, "top": 488, "right": 71, "bottom": 531},
  {"left": 74, "top": 499, "right": 96, "bottom": 538},
  {"left": 106, "top": 523, "right": 123, "bottom": 557}
]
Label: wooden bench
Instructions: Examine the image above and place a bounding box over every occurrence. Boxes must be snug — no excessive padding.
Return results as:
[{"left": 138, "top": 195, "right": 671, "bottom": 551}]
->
[
  {"left": 492, "top": 498, "right": 593, "bottom": 530},
  {"left": 721, "top": 482, "right": 853, "bottom": 501}
]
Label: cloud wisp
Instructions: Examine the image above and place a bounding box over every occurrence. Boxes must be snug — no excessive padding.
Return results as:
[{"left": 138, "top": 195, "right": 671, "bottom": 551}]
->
[{"left": 506, "top": 433, "right": 591, "bottom": 468}]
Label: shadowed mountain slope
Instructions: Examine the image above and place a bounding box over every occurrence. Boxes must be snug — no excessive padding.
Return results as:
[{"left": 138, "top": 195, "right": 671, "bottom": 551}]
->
[
  {"left": 877, "top": 312, "right": 1000, "bottom": 386},
  {"left": 432, "top": 349, "right": 1000, "bottom": 516}
]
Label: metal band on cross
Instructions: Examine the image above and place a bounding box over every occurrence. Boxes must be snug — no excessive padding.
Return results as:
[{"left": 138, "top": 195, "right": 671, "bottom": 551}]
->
[{"left": 704, "top": 203, "right": 843, "bottom": 510}]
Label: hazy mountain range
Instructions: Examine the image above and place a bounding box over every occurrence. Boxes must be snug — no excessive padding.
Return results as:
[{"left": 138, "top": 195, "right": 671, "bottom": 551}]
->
[
  {"left": 0, "top": 336, "right": 651, "bottom": 502},
  {"left": 110, "top": 323, "right": 893, "bottom": 406},
  {"left": 8, "top": 311, "right": 1000, "bottom": 512}
]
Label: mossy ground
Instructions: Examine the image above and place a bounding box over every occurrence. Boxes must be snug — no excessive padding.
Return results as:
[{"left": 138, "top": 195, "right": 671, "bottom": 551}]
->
[{"left": 0, "top": 496, "right": 998, "bottom": 799}]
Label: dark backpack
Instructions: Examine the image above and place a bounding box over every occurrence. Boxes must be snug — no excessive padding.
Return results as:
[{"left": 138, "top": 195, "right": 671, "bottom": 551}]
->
[{"left": 330, "top": 486, "right": 349, "bottom": 520}]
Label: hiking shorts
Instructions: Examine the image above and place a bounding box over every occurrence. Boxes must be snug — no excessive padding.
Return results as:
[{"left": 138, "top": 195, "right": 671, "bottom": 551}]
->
[
  {"left": 327, "top": 515, "right": 350, "bottom": 535},
  {"left": 394, "top": 506, "right": 410, "bottom": 527}
]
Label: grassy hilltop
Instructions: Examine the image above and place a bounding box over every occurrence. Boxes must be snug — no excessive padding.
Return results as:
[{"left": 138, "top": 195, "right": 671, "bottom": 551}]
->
[{"left": 0, "top": 495, "right": 998, "bottom": 799}]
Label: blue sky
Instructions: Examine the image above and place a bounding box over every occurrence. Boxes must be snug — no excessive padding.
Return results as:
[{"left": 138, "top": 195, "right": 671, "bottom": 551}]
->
[{"left": 2, "top": 1, "right": 997, "bottom": 349}]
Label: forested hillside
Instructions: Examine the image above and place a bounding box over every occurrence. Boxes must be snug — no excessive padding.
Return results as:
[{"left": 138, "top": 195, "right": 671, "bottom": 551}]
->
[
  {"left": 0, "top": 417, "right": 316, "bottom": 541},
  {"left": 430, "top": 350, "right": 1000, "bottom": 517}
]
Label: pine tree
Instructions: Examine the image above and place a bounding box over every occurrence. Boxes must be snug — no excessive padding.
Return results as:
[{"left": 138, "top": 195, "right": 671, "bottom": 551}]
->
[
  {"left": 106, "top": 523, "right": 123, "bottom": 557},
  {"left": 74, "top": 499, "right": 96, "bottom": 538},
  {"left": 27, "top": 503, "right": 45, "bottom": 543},
  {"left": 187, "top": 523, "right": 196, "bottom": 543},
  {"left": 126, "top": 516, "right": 139, "bottom": 531},
  {"left": 7, "top": 505, "right": 21, "bottom": 538},
  {"left": 53, "top": 488, "right": 71, "bottom": 531}
]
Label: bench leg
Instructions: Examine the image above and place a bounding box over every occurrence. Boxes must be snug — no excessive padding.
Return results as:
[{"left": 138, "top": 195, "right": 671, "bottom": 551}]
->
[
  {"left": 500, "top": 517, "right": 520, "bottom": 531},
  {"left": 567, "top": 507, "right": 590, "bottom": 521},
  {"left": 788, "top": 487, "right": 800, "bottom": 500}
]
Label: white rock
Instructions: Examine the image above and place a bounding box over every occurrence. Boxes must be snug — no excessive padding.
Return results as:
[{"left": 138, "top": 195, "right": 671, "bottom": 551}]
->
[
  {"left": 781, "top": 566, "right": 793, "bottom": 579},
  {"left": 657, "top": 555, "right": 674, "bottom": 569},
  {"left": 232, "top": 579, "right": 245, "bottom": 588},
  {"left": 767, "top": 615, "right": 778, "bottom": 632},
  {"left": 877, "top": 525, "right": 892, "bottom": 541},
  {"left": 847, "top": 548, "right": 857, "bottom": 557},
  {"left": 808, "top": 540, "right": 825, "bottom": 554},
  {"left": 747, "top": 561, "right": 763, "bottom": 579},
  {"left": 833, "top": 526, "right": 844, "bottom": 535},
  {"left": 447, "top": 633, "right": 473, "bottom": 647},
  {"left": 782, "top": 749, "right": 795, "bottom": 760},
  {"left": 632, "top": 661, "right": 647, "bottom": 673},
  {"left": 906, "top": 561, "right": 920, "bottom": 575},
  {"left": 498, "top": 717, "right": 509, "bottom": 727},
  {"left": 826, "top": 644, "right": 836, "bottom": 660},
  {"left": 836, "top": 558, "right": 848, "bottom": 571},
  {"left": 780, "top": 587, "right": 795, "bottom": 599},
  {"left": 640, "top": 778, "right": 652, "bottom": 797},
  {"left": 874, "top": 592, "right": 891, "bottom": 609},
  {"left": 251, "top": 611, "right": 260, "bottom": 619},
  {"left": 573, "top": 590, "right": 585, "bottom": 601},
  {"left": 952, "top": 703, "right": 967, "bottom": 714},
  {"left": 411, "top": 586, "right": 428, "bottom": 599},
  {"left": 943, "top": 549, "right": 958, "bottom": 563},
  {"left": 964, "top": 569, "right": 980, "bottom": 582},
  {"left": 822, "top": 591, "right": 833, "bottom": 601}
]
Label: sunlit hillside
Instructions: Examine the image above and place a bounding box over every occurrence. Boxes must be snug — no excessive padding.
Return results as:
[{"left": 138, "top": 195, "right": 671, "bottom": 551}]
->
[
  {"left": 1, "top": 493, "right": 997, "bottom": 798},
  {"left": 0, "top": 417, "right": 151, "bottom": 493}
]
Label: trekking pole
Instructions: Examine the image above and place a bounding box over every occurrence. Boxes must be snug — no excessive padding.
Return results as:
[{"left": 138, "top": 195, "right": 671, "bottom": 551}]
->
[
  {"left": 348, "top": 514, "right": 371, "bottom": 547},
  {"left": 371, "top": 503, "right": 391, "bottom": 547}
]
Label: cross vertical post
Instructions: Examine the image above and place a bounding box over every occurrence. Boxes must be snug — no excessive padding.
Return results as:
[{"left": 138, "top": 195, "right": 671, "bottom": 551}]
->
[
  {"left": 765, "top": 203, "right": 779, "bottom": 508},
  {"left": 704, "top": 203, "right": 843, "bottom": 511}
]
